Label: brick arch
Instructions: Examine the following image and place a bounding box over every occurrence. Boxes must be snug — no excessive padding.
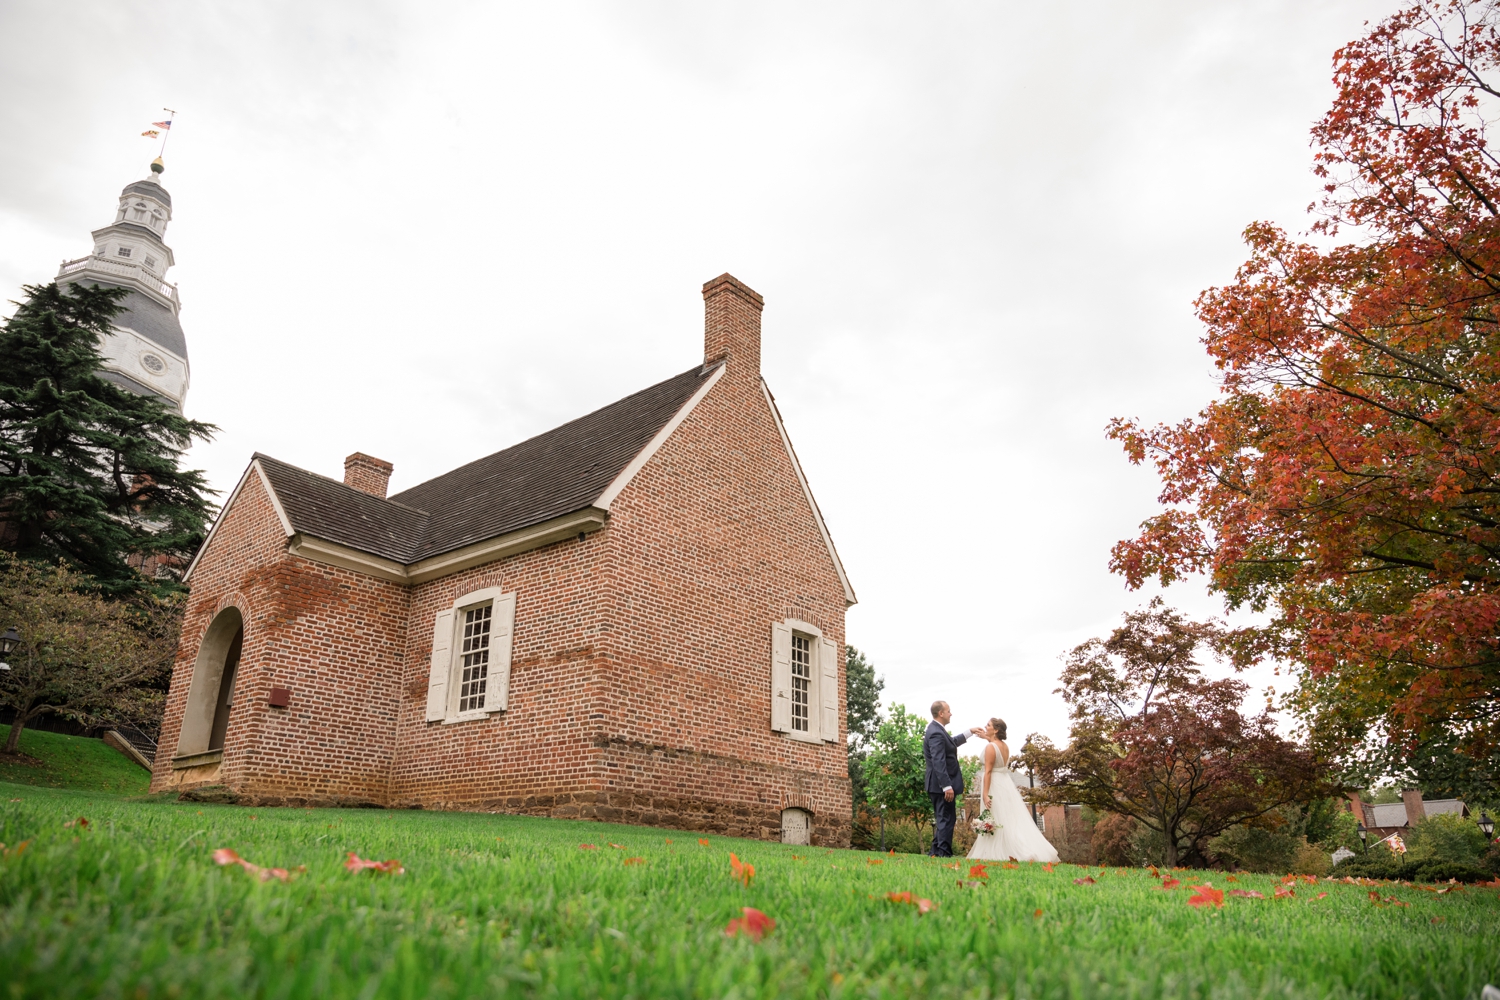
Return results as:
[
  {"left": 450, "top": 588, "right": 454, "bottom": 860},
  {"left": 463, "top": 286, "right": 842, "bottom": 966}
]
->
[{"left": 175, "top": 604, "right": 245, "bottom": 756}]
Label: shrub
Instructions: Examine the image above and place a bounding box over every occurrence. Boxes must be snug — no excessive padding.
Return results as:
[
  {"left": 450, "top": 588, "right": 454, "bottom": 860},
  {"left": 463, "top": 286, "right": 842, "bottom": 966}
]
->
[
  {"left": 1209, "top": 823, "right": 1302, "bottom": 873},
  {"left": 1404, "top": 813, "right": 1489, "bottom": 866},
  {"left": 1092, "top": 813, "right": 1138, "bottom": 867},
  {"left": 1291, "top": 840, "right": 1332, "bottom": 876},
  {"left": 1328, "top": 853, "right": 1494, "bottom": 883}
]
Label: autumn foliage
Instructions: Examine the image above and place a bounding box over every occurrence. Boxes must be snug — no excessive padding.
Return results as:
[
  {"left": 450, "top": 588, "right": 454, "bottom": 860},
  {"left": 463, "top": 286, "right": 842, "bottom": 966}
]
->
[
  {"left": 1108, "top": 0, "right": 1500, "bottom": 795},
  {"left": 1026, "top": 603, "right": 1330, "bottom": 866}
]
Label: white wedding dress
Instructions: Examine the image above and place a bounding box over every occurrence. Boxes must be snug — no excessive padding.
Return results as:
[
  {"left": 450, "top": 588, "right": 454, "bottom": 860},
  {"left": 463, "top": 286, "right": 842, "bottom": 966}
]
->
[{"left": 967, "top": 744, "right": 1060, "bottom": 863}]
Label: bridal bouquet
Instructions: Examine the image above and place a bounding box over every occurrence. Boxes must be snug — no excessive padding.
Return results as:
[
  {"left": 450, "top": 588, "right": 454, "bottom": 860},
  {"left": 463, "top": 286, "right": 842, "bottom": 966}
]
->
[{"left": 970, "top": 809, "right": 998, "bottom": 837}]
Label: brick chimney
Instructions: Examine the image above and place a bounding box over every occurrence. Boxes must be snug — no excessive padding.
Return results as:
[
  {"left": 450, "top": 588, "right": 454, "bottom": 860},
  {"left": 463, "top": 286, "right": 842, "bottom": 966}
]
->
[
  {"left": 703, "top": 273, "right": 763, "bottom": 373},
  {"left": 344, "top": 452, "right": 393, "bottom": 498},
  {"left": 1401, "top": 788, "right": 1426, "bottom": 827}
]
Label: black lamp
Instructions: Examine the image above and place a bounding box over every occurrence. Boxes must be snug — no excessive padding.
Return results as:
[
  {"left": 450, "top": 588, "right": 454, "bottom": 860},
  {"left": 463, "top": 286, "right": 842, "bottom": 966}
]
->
[
  {"left": 1357, "top": 822, "right": 1368, "bottom": 852},
  {"left": 1480, "top": 812, "right": 1495, "bottom": 839},
  {"left": 0, "top": 627, "right": 17, "bottom": 671}
]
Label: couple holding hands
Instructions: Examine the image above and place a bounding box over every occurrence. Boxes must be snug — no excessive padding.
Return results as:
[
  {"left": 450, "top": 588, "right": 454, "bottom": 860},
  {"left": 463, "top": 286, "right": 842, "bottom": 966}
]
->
[{"left": 923, "top": 700, "right": 1060, "bottom": 862}]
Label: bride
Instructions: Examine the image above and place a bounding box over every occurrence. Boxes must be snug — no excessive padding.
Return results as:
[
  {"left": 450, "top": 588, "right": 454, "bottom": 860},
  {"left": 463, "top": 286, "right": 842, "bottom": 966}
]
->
[{"left": 967, "top": 717, "right": 1059, "bottom": 863}]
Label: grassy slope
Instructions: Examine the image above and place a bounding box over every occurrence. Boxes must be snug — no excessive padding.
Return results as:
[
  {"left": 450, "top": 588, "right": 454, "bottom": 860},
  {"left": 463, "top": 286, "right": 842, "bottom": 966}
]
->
[
  {"left": 0, "top": 725, "right": 150, "bottom": 793},
  {"left": 0, "top": 785, "right": 1497, "bottom": 1000}
]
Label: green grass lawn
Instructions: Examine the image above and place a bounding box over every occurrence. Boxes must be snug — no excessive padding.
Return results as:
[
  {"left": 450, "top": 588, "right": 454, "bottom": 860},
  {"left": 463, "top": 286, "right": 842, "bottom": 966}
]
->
[
  {"left": 1, "top": 785, "right": 1497, "bottom": 999},
  {"left": 0, "top": 725, "right": 151, "bottom": 793}
]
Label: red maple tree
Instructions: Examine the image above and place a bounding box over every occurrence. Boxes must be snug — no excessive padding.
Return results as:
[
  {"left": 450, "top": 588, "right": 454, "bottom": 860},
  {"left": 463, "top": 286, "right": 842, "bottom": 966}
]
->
[{"left": 1109, "top": 0, "right": 1500, "bottom": 795}]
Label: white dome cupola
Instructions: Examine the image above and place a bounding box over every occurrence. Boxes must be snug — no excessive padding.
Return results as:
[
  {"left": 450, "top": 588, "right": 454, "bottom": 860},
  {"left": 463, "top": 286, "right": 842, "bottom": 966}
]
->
[{"left": 57, "top": 157, "right": 190, "bottom": 412}]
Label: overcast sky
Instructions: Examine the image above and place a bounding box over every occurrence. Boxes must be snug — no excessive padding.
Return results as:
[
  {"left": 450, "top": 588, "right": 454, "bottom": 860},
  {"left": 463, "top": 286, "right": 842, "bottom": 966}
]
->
[{"left": 0, "top": 0, "right": 1394, "bottom": 748}]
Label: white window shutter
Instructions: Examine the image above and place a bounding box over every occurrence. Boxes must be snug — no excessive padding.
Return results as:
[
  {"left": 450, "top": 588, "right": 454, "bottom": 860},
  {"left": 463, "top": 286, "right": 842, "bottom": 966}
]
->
[
  {"left": 770, "top": 622, "right": 793, "bottom": 733},
  {"left": 489, "top": 593, "right": 517, "bottom": 711},
  {"left": 819, "top": 636, "right": 839, "bottom": 742},
  {"left": 425, "top": 610, "right": 455, "bottom": 722}
]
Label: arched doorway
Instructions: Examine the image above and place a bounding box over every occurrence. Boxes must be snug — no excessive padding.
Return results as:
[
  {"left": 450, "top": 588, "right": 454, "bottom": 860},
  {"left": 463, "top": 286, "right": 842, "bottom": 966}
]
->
[{"left": 176, "top": 607, "right": 244, "bottom": 758}]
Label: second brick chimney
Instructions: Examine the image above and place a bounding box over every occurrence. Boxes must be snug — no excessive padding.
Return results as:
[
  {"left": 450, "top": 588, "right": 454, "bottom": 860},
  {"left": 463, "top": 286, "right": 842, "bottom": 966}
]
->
[
  {"left": 344, "top": 452, "right": 393, "bottom": 498},
  {"left": 703, "top": 273, "right": 763, "bottom": 373}
]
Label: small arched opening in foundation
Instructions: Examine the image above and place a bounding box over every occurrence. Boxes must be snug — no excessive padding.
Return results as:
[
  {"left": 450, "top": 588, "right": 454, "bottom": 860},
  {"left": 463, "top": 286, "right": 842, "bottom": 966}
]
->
[
  {"left": 175, "top": 606, "right": 244, "bottom": 758},
  {"left": 780, "top": 807, "right": 812, "bottom": 846}
]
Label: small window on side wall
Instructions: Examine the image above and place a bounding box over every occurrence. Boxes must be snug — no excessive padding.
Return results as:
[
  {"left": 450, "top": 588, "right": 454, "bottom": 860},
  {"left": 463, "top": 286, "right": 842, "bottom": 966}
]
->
[
  {"left": 770, "top": 620, "right": 838, "bottom": 743},
  {"left": 424, "top": 588, "right": 516, "bottom": 724}
]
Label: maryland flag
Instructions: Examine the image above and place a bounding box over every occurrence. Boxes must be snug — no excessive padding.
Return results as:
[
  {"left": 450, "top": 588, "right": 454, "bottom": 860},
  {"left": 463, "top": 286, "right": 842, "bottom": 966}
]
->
[
  {"left": 1388, "top": 833, "right": 1408, "bottom": 855},
  {"left": 141, "top": 130, "right": 159, "bottom": 138}
]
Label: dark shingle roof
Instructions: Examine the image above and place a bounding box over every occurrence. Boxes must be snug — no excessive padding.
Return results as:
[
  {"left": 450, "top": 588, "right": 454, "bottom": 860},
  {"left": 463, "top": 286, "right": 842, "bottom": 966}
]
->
[
  {"left": 122, "top": 179, "right": 171, "bottom": 208},
  {"left": 255, "top": 363, "right": 717, "bottom": 566}
]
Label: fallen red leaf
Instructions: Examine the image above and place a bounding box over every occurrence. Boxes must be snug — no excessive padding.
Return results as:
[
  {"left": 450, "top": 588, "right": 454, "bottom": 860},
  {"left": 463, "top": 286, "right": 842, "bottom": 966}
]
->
[
  {"left": 344, "top": 852, "right": 404, "bottom": 875},
  {"left": 213, "top": 847, "right": 302, "bottom": 883},
  {"left": 1003, "top": 862, "right": 1019, "bottom": 869},
  {"left": 1186, "top": 884, "right": 1224, "bottom": 909},
  {"left": 1033, "top": 908, "right": 1043, "bottom": 919},
  {"left": 579, "top": 844, "right": 598, "bottom": 850},
  {"left": 1073, "top": 876, "right": 1097, "bottom": 885},
  {"left": 1042, "top": 863, "right": 1054, "bottom": 873},
  {"left": 868, "top": 858, "right": 884, "bottom": 866},
  {"left": 729, "top": 852, "right": 755, "bottom": 887},
  {"left": 608, "top": 843, "right": 625, "bottom": 850},
  {"left": 724, "top": 907, "right": 775, "bottom": 942},
  {"left": 885, "top": 891, "right": 938, "bottom": 914},
  {"left": 1274, "top": 885, "right": 1295, "bottom": 899},
  {"left": 623, "top": 857, "right": 645, "bottom": 866},
  {"left": 62, "top": 817, "right": 88, "bottom": 830},
  {"left": 969, "top": 864, "right": 989, "bottom": 879},
  {"left": 1229, "top": 889, "right": 1265, "bottom": 898},
  {"left": 1315, "top": 891, "right": 1329, "bottom": 899},
  {"left": 698, "top": 838, "right": 710, "bottom": 846},
  {"left": 1161, "top": 878, "right": 1181, "bottom": 890},
  {"left": 1225, "top": 875, "right": 1239, "bottom": 883},
  {"left": 1147, "top": 865, "right": 1160, "bottom": 878}
]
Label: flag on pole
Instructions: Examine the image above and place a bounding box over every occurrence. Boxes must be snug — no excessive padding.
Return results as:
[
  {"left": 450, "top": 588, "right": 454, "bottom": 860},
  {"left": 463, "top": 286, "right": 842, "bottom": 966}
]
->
[
  {"left": 141, "top": 130, "right": 160, "bottom": 138},
  {"left": 152, "top": 121, "right": 172, "bottom": 129}
]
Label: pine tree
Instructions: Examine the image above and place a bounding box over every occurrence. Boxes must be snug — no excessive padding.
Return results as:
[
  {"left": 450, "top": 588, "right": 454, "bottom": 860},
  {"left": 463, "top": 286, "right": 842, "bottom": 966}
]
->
[{"left": 0, "top": 282, "right": 216, "bottom": 593}]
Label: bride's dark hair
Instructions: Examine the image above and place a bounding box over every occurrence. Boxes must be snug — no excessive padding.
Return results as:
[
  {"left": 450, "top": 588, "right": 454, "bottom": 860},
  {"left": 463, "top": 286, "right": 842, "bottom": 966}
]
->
[{"left": 990, "top": 718, "right": 1007, "bottom": 741}]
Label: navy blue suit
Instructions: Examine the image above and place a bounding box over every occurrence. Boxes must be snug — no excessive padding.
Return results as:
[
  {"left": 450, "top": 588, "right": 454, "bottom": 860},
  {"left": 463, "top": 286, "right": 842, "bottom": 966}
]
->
[{"left": 924, "top": 720, "right": 968, "bottom": 857}]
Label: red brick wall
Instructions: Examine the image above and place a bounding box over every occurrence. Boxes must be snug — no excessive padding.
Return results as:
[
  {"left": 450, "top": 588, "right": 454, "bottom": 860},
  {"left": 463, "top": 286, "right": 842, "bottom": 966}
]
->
[
  {"left": 150, "top": 468, "right": 409, "bottom": 805},
  {"left": 384, "top": 350, "right": 850, "bottom": 844}
]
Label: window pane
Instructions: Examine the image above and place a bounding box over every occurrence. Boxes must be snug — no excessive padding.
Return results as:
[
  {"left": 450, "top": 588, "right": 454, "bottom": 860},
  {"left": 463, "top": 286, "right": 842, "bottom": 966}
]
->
[
  {"left": 458, "top": 603, "right": 492, "bottom": 713},
  {"left": 791, "top": 634, "right": 811, "bottom": 732}
]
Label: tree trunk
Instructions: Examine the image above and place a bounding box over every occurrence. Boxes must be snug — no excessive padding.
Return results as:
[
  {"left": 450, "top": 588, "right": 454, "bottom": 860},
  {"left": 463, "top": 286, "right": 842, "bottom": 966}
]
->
[
  {"left": 1162, "top": 829, "right": 1179, "bottom": 867},
  {"left": 4, "top": 715, "right": 26, "bottom": 753}
]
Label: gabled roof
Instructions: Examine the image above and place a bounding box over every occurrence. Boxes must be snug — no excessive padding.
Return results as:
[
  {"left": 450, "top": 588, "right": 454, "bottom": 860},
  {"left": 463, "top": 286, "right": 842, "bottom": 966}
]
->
[{"left": 211, "top": 363, "right": 720, "bottom": 571}]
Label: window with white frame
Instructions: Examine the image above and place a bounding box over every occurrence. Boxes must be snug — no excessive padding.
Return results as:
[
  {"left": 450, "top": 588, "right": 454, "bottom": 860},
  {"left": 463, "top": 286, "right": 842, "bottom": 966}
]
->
[
  {"left": 117, "top": 246, "right": 133, "bottom": 258},
  {"left": 770, "top": 620, "right": 839, "bottom": 743},
  {"left": 790, "top": 634, "right": 812, "bottom": 733},
  {"left": 457, "top": 603, "right": 492, "bottom": 712},
  {"left": 425, "top": 588, "right": 515, "bottom": 724}
]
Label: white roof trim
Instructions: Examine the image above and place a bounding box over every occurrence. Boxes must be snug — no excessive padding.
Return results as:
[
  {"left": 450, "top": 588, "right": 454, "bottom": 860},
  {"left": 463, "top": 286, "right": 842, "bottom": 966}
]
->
[
  {"left": 182, "top": 458, "right": 293, "bottom": 583},
  {"left": 595, "top": 362, "right": 726, "bottom": 510},
  {"left": 761, "top": 378, "right": 857, "bottom": 607}
]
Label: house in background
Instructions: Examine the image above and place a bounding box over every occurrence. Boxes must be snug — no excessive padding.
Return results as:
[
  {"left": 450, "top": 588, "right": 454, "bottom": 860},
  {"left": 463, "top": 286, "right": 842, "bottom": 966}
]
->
[
  {"left": 1345, "top": 789, "right": 1471, "bottom": 842},
  {"left": 150, "top": 274, "right": 857, "bottom": 845}
]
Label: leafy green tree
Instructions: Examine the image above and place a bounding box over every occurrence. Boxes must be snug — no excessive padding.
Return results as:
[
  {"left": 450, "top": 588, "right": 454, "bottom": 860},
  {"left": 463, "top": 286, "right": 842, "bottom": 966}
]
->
[
  {"left": 0, "top": 555, "right": 181, "bottom": 752},
  {"left": 844, "top": 645, "right": 884, "bottom": 809},
  {"left": 1, "top": 282, "right": 216, "bottom": 594},
  {"left": 863, "top": 704, "right": 931, "bottom": 826}
]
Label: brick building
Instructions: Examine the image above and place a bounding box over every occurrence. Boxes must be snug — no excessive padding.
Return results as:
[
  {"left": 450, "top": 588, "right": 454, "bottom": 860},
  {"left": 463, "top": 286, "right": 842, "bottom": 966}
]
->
[{"left": 150, "top": 274, "right": 858, "bottom": 845}]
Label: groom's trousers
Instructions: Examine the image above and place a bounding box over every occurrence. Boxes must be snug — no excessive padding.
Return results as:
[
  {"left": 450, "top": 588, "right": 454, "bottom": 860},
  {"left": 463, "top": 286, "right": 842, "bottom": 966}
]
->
[{"left": 929, "top": 792, "right": 957, "bottom": 857}]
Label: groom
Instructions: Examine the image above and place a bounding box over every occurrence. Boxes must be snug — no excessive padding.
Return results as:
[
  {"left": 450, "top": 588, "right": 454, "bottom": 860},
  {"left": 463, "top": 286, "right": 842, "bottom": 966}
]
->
[{"left": 923, "top": 700, "right": 969, "bottom": 857}]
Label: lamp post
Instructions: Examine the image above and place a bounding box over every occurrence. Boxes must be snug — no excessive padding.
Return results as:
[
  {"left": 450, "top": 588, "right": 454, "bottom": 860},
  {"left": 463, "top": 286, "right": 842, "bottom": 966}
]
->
[
  {"left": 1357, "top": 822, "right": 1368, "bottom": 854},
  {"left": 1480, "top": 812, "right": 1494, "bottom": 840},
  {"left": 0, "top": 627, "right": 18, "bottom": 672},
  {"left": 879, "top": 803, "right": 886, "bottom": 853}
]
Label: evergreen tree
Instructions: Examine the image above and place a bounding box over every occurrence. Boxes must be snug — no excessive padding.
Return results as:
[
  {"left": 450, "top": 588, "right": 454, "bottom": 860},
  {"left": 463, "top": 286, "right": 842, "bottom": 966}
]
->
[
  {"left": 845, "top": 645, "right": 884, "bottom": 810},
  {"left": 0, "top": 282, "right": 216, "bottom": 593}
]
